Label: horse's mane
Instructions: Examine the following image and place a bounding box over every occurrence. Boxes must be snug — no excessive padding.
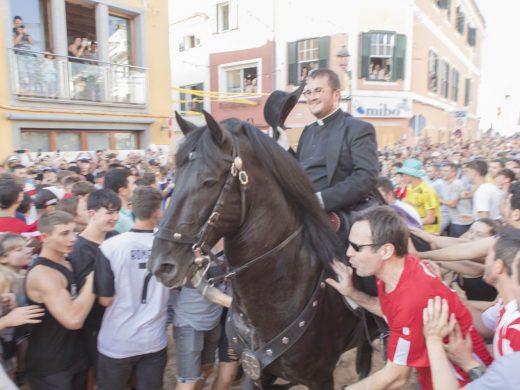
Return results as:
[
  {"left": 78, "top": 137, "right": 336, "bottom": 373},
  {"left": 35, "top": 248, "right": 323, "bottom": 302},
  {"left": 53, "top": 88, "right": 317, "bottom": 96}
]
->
[{"left": 175, "top": 118, "right": 344, "bottom": 265}]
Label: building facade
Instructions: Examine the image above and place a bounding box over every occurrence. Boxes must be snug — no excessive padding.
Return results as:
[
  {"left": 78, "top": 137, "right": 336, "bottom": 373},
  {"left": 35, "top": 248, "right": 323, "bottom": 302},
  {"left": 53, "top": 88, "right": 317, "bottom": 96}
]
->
[
  {"left": 0, "top": 0, "right": 173, "bottom": 159},
  {"left": 170, "top": 0, "right": 484, "bottom": 148}
]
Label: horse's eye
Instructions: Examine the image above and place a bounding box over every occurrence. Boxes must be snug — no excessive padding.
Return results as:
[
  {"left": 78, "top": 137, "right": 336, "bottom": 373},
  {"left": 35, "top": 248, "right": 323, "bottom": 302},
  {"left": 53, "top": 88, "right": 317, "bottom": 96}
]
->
[{"left": 202, "top": 179, "right": 218, "bottom": 188}]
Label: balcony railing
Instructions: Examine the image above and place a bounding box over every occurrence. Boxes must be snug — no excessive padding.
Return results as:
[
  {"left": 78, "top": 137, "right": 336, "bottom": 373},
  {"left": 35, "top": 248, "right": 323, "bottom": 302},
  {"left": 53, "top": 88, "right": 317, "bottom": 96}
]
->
[{"left": 8, "top": 48, "right": 147, "bottom": 105}]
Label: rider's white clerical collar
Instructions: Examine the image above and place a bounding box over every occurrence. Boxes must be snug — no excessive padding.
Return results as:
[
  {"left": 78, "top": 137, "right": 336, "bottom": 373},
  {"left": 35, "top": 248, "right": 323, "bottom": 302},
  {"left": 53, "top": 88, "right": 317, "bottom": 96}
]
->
[{"left": 315, "top": 108, "right": 341, "bottom": 126}]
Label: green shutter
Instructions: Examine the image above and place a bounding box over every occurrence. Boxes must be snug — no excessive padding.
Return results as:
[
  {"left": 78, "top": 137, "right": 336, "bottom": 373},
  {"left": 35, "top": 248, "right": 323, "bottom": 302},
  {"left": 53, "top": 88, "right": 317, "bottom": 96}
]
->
[
  {"left": 393, "top": 34, "right": 406, "bottom": 81},
  {"left": 287, "top": 41, "right": 297, "bottom": 85},
  {"left": 360, "top": 33, "right": 370, "bottom": 79},
  {"left": 317, "top": 36, "right": 330, "bottom": 69}
]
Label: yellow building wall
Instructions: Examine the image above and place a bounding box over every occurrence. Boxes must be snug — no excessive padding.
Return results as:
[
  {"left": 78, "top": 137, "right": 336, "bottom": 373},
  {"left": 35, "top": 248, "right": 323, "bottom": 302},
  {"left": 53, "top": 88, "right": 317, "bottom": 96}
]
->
[{"left": 0, "top": 0, "right": 173, "bottom": 159}]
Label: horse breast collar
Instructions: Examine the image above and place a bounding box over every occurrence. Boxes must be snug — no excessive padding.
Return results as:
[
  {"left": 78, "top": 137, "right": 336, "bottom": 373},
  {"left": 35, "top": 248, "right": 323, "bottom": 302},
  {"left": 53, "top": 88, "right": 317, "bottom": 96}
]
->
[{"left": 226, "top": 268, "right": 327, "bottom": 383}]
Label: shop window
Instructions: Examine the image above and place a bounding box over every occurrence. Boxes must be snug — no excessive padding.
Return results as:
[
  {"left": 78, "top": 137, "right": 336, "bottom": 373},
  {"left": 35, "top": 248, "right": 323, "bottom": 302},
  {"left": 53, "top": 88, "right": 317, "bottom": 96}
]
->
[
  {"left": 87, "top": 133, "right": 110, "bottom": 150},
  {"left": 20, "top": 130, "right": 140, "bottom": 151},
  {"left": 180, "top": 83, "right": 204, "bottom": 113},
  {"left": 56, "top": 132, "right": 81, "bottom": 151},
  {"left": 115, "top": 132, "right": 137, "bottom": 150},
  {"left": 20, "top": 131, "right": 49, "bottom": 152},
  {"left": 287, "top": 37, "right": 329, "bottom": 85},
  {"left": 220, "top": 61, "right": 260, "bottom": 95},
  {"left": 359, "top": 32, "right": 406, "bottom": 81}
]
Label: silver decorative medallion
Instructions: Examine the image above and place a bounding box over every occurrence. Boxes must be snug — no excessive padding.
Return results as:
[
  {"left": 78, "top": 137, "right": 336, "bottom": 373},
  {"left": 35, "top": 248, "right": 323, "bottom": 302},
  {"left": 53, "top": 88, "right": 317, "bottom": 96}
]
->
[{"left": 241, "top": 350, "right": 261, "bottom": 380}]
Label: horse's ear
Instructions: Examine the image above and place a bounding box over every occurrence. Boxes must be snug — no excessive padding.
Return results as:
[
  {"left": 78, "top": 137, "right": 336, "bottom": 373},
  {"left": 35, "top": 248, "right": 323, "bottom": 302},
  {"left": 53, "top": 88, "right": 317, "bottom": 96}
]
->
[
  {"left": 202, "top": 110, "right": 228, "bottom": 145},
  {"left": 175, "top": 111, "right": 197, "bottom": 136}
]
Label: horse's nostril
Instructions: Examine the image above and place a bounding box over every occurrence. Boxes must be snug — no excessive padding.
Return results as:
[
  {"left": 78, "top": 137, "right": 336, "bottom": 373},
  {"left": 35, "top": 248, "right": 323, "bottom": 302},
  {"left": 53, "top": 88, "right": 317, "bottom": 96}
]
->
[{"left": 157, "top": 263, "right": 175, "bottom": 277}]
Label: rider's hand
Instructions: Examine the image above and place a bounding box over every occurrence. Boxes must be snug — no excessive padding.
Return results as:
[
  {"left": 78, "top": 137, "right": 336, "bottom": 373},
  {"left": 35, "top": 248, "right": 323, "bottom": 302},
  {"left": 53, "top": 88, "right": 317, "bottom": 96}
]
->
[
  {"left": 276, "top": 126, "right": 290, "bottom": 150},
  {"left": 268, "top": 126, "right": 290, "bottom": 150},
  {"left": 325, "top": 259, "right": 356, "bottom": 298}
]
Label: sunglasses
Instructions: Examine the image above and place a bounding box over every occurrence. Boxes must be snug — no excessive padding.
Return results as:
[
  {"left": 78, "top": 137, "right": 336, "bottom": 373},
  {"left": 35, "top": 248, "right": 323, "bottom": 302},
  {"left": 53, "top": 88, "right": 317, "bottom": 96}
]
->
[{"left": 348, "top": 241, "right": 380, "bottom": 252}]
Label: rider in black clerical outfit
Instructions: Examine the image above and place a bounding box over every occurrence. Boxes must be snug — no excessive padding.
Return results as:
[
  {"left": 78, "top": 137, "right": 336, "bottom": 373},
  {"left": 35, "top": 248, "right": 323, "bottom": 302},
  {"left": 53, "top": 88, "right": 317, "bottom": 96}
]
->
[{"left": 266, "top": 68, "right": 379, "bottom": 245}]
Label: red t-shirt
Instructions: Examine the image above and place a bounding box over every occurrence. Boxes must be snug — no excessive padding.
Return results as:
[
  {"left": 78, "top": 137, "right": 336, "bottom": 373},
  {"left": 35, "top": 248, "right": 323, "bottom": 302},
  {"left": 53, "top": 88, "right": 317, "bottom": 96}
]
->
[
  {"left": 377, "top": 255, "right": 493, "bottom": 390},
  {"left": 0, "top": 216, "right": 32, "bottom": 234}
]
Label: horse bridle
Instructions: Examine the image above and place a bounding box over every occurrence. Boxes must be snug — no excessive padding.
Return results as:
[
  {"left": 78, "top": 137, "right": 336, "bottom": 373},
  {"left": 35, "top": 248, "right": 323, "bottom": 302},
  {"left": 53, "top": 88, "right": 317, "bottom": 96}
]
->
[
  {"left": 155, "top": 132, "right": 302, "bottom": 282},
  {"left": 156, "top": 133, "right": 248, "bottom": 255}
]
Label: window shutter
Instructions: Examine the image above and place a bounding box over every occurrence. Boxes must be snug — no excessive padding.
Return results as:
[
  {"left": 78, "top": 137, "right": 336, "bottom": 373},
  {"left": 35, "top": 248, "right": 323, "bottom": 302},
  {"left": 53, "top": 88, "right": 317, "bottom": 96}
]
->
[
  {"left": 438, "top": 0, "right": 448, "bottom": 9},
  {"left": 467, "top": 27, "right": 476, "bottom": 47},
  {"left": 359, "top": 33, "right": 370, "bottom": 79},
  {"left": 317, "top": 36, "right": 330, "bottom": 69},
  {"left": 464, "top": 78, "right": 471, "bottom": 106},
  {"left": 287, "top": 41, "right": 298, "bottom": 85},
  {"left": 229, "top": 0, "right": 238, "bottom": 30},
  {"left": 393, "top": 34, "right": 406, "bottom": 81},
  {"left": 214, "top": 4, "right": 219, "bottom": 33}
]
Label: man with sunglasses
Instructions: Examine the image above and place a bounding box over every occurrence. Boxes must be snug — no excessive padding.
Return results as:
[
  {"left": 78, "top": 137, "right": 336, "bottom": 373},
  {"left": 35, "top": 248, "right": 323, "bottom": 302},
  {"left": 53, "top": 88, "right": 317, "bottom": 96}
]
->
[
  {"left": 326, "top": 206, "right": 492, "bottom": 390},
  {"left": 296, "top": 68, "right": 379, "bottom": 242}
]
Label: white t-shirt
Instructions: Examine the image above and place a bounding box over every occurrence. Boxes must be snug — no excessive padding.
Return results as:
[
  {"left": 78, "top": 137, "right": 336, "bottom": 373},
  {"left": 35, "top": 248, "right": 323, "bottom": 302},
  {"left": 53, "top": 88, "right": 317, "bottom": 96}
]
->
[
  {"left": 94, "top": 230, "right": 169, "bottom": 359},
  {"left": 472, "top": 183, "right": 502, "bottom": 220}
]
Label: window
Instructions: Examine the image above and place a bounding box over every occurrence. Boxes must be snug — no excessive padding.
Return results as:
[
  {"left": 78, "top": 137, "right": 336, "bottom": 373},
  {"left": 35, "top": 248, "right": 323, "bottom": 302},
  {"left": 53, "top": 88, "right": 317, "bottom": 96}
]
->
[
  {"left": 455, "top": 6, "right": 465, "bottom": 35},
  {"left": 428, "top": 50, "right": 439, "bottom": 92},
  {"left": 217, "top": 2, "right": 229, "bottom": 32},
  {"left": 56, "top": 132, "right": 81, "bottom": 151},
  {"left": 436, "top": 0, "right": 448, "bottom": 9},
  {"left": 20, "top": 131, "right": 49, "bottom": 151},
  {"left": 436, "top": 0, "right": 451, "bottom": 20},
  {"left": 216, "top": 2, "right": 237, "bottom": 33},
  {"left": 109, "top": 14, "right": 133, "bottom": 65},
  {"left": 20, "top": 130, "right": 140, "bottom": 152},
  {"left": 464, "top": 78, "right": 471, "bottom": 106},
  {"left": 287, "top": 37, "right": 329, "bottom": 85},
  {"left": 440, "top": 61, "right": 450, "bottom": 98},
  {"left": 451, "top": 68, "right": 459, "bottom": 102},
  {"left": 10, "top": 0, "right": 51, "bottom": 52},
  {"left": 66, "top": 1, "right": 96, "bottom": 58},
  {"left": 467, "top": 26, "right": 477, "bottom": 47},
  {"left": 181, "top": 35, "right": 196, "bottom": 51},
  {"left": 360, "top": 32, "right": 406, "bottom": 81},
  {"left": 221, "top": 63, "right": 259, "bottom": 95},
  {"left": 114, "top": 132, "right": 137, "bottom": 150},
  {"left": 180, "top": 83, "right": 204, "bottom": 113},
  {"left": 86, "top": 133, "right": 110, "bottom": 150}
]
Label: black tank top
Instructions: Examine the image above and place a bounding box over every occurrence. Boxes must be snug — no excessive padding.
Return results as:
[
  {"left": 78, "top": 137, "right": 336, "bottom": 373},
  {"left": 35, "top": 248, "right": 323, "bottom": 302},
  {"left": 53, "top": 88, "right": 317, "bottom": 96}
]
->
[
  {"left": 457, "top": 274, "right": 498, "bottom": 302},
  {"left": 25, "top": 257, "right": 86, "bottom": 376}
]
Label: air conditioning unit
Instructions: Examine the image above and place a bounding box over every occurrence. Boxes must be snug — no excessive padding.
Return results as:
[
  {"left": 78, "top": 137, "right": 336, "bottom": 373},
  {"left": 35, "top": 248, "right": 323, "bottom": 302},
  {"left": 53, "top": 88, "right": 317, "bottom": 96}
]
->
[
  {"left": 195, "top": 37, "right": 201, "bottom": 46},
  {"left": 179, "top": 43, "right": 185, "bottom": 52}
]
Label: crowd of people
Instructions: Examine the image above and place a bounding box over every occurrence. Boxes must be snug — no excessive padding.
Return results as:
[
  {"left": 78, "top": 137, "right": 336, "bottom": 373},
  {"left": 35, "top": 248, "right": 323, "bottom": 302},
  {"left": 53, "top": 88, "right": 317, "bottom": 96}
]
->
[{"left": 0, "top": 66, "right": 519, "bottom": 389}]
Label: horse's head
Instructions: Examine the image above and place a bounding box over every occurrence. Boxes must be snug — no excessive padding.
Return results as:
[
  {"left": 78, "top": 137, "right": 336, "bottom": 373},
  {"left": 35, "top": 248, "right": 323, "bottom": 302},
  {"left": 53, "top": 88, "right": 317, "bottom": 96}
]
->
[{"left": 149, "top": 111, "right": 246, "bottom": 288}]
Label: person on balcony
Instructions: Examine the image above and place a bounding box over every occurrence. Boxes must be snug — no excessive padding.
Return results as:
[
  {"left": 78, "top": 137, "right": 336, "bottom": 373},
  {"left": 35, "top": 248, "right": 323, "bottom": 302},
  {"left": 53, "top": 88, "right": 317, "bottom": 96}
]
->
[
  {"left": 12, "top": 16, "right": 36, "bottom": 95},
  {"left": 68, "top": 37, "right": 88, "bottom": 62},
  {"left": 12, "top": 16, "right": 33, "bottom": 52}
]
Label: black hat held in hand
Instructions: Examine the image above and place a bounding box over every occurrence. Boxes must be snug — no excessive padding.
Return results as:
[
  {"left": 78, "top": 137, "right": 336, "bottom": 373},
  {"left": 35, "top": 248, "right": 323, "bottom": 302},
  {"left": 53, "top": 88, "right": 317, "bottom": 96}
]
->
[{"left": 263, "top": 82, "right": 305, "bottom": 139}]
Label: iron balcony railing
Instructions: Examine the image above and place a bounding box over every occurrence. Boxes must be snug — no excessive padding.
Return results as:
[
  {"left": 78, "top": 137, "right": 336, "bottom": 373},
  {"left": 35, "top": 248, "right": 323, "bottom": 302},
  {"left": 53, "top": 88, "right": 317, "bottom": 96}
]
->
[{"left": 8, "top": 47, "right": 147, "bottom": 105}]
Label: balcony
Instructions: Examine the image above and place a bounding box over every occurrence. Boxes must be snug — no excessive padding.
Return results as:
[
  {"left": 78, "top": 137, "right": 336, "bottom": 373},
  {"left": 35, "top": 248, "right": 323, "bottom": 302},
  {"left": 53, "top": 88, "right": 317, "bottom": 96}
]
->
[{"left": 8, "top": 48, "right": 147, "bottom": 106}]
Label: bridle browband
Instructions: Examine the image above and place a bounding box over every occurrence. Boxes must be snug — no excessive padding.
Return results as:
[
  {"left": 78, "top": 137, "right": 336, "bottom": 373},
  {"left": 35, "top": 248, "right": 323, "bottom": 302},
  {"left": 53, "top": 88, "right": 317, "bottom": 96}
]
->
[{"left": 155, "top": 131, "right": 302, "bottom": 282}]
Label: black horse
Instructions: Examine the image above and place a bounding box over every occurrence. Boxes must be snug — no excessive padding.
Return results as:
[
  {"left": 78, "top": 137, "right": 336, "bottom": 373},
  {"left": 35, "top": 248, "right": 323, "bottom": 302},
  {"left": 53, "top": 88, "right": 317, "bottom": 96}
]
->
[{"left": 149, "top": 111, "right": 380, "bottom": 389}]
